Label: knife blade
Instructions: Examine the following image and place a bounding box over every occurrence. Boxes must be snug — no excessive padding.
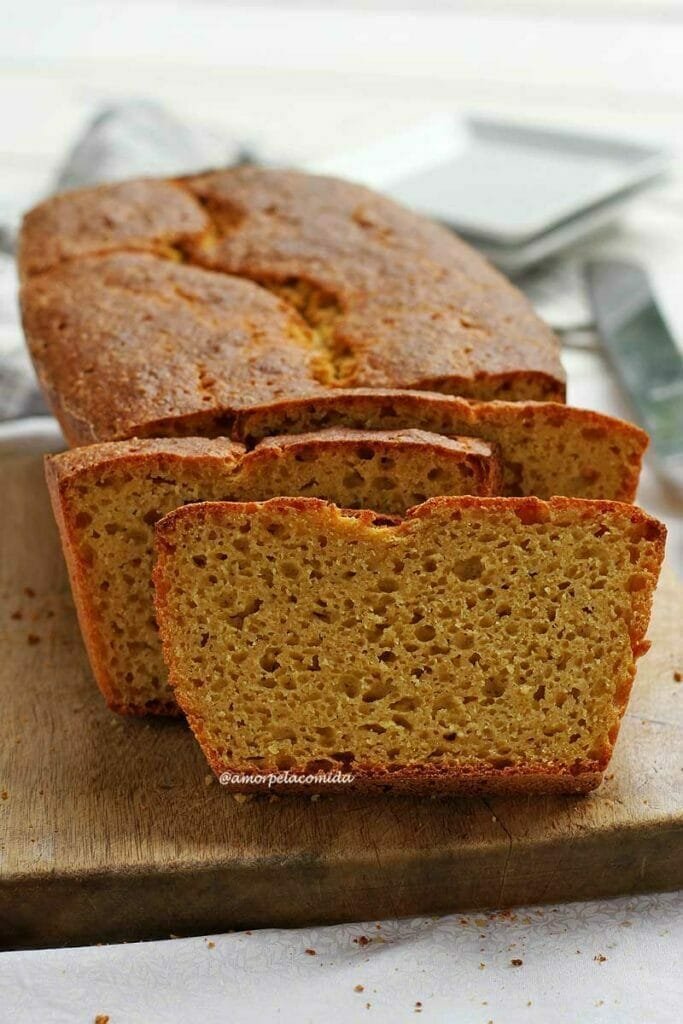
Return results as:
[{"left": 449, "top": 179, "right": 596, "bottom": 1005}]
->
[{"left": 584, "top": 259, "right": 683, "bottom": 491}]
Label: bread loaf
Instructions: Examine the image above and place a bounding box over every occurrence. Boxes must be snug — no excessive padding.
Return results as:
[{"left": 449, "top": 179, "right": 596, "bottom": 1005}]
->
[
  {"left": 24, "top": 168, "right": 665, "bottom": 801},
  {"left": 153, "top": 496, "right": 665, "bottom": 794},
  {"left": 46, "top": 430, "right": 501, "bottom": 714},
  {"left": 20, "top": 169, "right": 566, "bottom": 447}
]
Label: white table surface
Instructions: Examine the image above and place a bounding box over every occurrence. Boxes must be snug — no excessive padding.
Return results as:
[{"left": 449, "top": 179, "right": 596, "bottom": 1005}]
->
[
  {"left": 0, "top": 3, "right": 681, "bottom": 1021},
  {"left": 1, "top": 892, "right": 681, "bottom": 1024}
]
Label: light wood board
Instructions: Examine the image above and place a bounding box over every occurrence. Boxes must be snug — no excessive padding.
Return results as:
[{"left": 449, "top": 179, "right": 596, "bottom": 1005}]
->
[{"left": 1, "top": 448, "right": 682, "bottom": 950}]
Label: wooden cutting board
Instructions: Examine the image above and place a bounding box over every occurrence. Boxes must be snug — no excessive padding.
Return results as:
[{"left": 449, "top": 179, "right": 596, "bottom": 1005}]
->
[{"left": 1, "top": 447, "right": 682, "bottom": 951}]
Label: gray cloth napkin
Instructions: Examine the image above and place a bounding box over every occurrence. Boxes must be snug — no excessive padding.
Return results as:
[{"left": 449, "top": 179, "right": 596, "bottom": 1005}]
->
[
  {"left": 0, "top": 100, "right": 253, "bottom": 421},
  {"left": 0, "top": 253, "right": 43, "bottom": 419}
]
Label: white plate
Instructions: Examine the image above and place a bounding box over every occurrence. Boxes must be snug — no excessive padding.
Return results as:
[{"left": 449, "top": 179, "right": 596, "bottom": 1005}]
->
[
  {"left": 308, "top": 115, "right": 671, "bottom": 268},
  {"left": 471, "top": 186, "right": 646, "bottom": 275},
  {"left": 387, "top": 118, "right": 670, "bottom": 245}
]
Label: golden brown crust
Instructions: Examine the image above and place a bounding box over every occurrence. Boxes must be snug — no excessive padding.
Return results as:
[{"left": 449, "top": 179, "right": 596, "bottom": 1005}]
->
[
  {"left": 20, "top": 169, "right": 566, "bottom": 446},
  {"left": 45, "top": 457, "right": 123, "bottom": 713},
  {"left": 153, "top": 496, "right": 392, "bottom": 547},
  {"left": 18, "top": 178, "right": 210, "bottom": 278},
  {"left": 235, "top": 388, "right": 647, "bottom": 449},
  {"left": 32, "top": 361, "right": 647, "bottom": 502},
  {"left": 44, "top": 429, "right": 496, "bottom": 487},
  {"left": 22, "top": 253, "right": 326, "bottom": 445},
  {"left": 45, "top": 436, "right": 246, "bottom": 482},
  {"left": 156, "top": 492, "right": 665, "bottom": 546},
  {"left": 181, "top": 167, "right": 565, "bottom": 400},
  {"left": 253, "top": 426, "right": 495, "bottom": 458}
]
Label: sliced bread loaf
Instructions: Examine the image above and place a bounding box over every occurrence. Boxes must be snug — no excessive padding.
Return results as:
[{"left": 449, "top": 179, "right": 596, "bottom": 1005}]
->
[
  {"left": 234, "top": 390, "right": 648, "bottom": 502},
  {"left": 20, "top": 169, "right": 565, "bottom": 447},
  {"left": 46, "top": 430, "right": 500, "bottom": 714},
  {"left": 153, "top": 496, "right": 665, "bottom": 795}
]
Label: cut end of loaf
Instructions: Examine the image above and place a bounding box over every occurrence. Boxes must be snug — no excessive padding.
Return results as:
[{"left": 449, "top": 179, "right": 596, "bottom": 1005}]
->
[{"left": 153, "top": 495, "right": 665, "bottom": 795}]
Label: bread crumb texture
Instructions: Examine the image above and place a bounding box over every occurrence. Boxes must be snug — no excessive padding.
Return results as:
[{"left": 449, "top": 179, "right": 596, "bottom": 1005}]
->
[
  {"left": 153, "top": 496, "right": 665, "bottom": 794},
  {"left": 46, "top": 431, "right": 500, "bottom": 714}
]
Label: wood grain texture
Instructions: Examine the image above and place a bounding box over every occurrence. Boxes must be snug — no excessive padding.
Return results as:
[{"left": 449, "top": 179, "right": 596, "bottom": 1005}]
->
[{"left": 0, "top": 450, "right": 681, "bottom": 950}]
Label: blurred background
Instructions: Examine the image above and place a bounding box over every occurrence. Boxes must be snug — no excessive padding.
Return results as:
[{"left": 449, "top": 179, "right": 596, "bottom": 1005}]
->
[
  {"left": 3, "top": 0, "right": 683, "bottom": 208},
  {"left": 2, "top": 0, "right": 683, "bottom": 329}
]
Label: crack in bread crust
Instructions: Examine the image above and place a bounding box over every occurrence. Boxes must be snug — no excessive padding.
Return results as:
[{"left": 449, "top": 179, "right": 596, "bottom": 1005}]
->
[{"left": 19, "top": 168, "right": 567, "bottom": 448}]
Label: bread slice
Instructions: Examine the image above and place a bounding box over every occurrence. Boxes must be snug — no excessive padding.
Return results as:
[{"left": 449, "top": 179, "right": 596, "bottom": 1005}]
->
[
  {"left": 234, "top": 390, "right": 648, "bottom": 503},
  {"left": 46, "top": 430, "right": 501, "bottom": 715},
  {"left": 153, "top": 496, "right": 665, "bottom": 795}
]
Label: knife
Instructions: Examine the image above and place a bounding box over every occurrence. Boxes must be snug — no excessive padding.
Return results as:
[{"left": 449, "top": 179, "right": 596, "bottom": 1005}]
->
[{"left": 584, "top": 259, "right": 683, "bottom": 492}]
